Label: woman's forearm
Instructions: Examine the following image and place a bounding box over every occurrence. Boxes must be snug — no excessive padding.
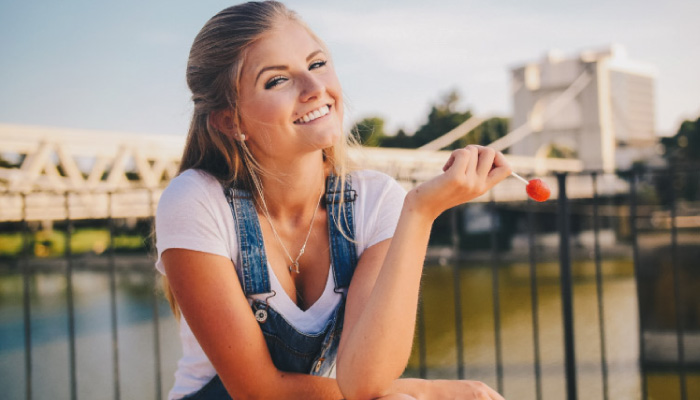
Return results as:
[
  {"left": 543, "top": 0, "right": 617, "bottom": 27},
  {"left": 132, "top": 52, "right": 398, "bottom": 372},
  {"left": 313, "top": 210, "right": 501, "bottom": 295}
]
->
[
  {"left": 337, "top": 192, "right": 435, "bottom": 399},
  {"left": 243, "top": 372, "right": 426, "bottom": 400},
  {"left": 337, "top": 147, "right": 512, "bottom": 400},
  {"left": 256, "top": 371, "right": 343, "bottom": 400}
]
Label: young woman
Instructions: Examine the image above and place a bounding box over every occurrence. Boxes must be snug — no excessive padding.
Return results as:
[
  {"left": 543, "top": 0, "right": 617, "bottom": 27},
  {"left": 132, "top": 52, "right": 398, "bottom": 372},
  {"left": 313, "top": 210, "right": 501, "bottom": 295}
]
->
[{"left": 155, "top": 2, "right": 510, "bottom": 399}]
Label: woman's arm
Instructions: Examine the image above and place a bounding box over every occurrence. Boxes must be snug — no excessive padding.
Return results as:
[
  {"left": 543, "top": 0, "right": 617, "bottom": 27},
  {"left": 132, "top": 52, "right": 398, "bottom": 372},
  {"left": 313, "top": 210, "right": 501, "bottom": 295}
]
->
[
  {"left": 163, "top": 248, "right": 504, "bottom": 400},
  {"left": 162, "top": 249, "right": 345, "bottom": 400},
  {"left": 336, "top": 146, "right": 511, "bottom": 400}
]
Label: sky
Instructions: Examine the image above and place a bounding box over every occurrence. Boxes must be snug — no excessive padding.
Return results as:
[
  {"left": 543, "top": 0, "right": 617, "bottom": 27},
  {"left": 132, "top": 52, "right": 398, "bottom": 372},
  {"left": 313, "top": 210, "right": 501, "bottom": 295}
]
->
[{"left": 1, "top": 0, "right": 698, "bottom": 138}]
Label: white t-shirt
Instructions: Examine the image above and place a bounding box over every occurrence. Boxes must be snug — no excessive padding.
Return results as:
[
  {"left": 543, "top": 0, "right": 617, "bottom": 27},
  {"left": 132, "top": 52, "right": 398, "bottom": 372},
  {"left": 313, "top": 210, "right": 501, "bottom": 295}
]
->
[{"left": 155, "top": 168, "right": 406, "bottom": 399}]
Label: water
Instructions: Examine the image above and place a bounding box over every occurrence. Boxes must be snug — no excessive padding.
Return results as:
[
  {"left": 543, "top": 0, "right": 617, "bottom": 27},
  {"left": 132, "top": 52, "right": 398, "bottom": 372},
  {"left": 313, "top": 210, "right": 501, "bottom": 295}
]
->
[
  {"left": 1, "top": 257, "right": 696, "bottom": 399},
  {"left": 0, "top": 264, "right": 181, "bottom": 400},
  {"left": 405, "top": 260, "right": 642, "bottom": 400}
]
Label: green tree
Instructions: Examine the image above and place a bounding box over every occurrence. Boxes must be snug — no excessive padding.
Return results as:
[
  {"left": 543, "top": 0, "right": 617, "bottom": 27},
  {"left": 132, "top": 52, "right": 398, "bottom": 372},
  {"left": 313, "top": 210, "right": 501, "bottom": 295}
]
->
[
  {"left": 458, "top": 116, "right": 510, "bottom": 149},
  {"left": 661, "top": 116, "right": 700, "bottom": 165},
  {"left": 657, "top": 116, "right": 700, "bottom": 202},
  {"left": 412, "top": 89, "right": 472, "bottom": 148},
  {"left": 350, "top": 116, "right": 386, "bottom": 147},
  {"left": 348, "top": 89, "right": 511, "bottom": 150},
  {"left": 380, "top": 129, "right": 414, "bottom": 148}
]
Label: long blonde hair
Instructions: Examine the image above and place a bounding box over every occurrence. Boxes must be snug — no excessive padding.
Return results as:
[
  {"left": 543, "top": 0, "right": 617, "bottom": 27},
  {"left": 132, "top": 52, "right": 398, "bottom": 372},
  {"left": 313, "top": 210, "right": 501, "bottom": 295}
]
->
[{"left": 162, "top": 1, "right": 356, "bottom": 319}]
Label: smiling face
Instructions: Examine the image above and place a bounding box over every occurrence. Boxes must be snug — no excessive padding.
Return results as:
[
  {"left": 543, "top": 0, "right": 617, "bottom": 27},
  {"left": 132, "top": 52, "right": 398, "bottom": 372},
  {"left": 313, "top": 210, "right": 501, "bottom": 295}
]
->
[{"left": 236, "top": 19, "right": 343, "bottom": 162}]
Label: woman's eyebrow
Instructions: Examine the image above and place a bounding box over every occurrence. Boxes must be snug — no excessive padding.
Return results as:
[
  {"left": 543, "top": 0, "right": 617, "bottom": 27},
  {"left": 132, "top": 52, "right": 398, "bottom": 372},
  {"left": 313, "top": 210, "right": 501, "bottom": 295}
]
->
[
  {"left": 306, "top": 49, "right": 324, "bottom": 61},
  {"left": 254, "top": 49, "right": 325, "bottom": 85},
  {"left": 255, "top": 65, "right": 287, "bottom": 85}
]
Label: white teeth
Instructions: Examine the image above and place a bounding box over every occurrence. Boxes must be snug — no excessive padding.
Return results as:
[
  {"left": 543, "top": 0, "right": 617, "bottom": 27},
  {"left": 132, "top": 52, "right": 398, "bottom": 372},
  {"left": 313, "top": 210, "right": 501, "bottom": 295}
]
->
[{"left": 296, "top": 105, "right": 330, "bottom": 124}]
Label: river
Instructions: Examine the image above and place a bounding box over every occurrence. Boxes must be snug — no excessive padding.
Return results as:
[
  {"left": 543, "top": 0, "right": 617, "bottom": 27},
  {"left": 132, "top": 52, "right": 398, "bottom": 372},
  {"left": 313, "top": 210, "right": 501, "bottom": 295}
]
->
[{"left": 0, "top": 256, "right": 693, "bottom": 399}]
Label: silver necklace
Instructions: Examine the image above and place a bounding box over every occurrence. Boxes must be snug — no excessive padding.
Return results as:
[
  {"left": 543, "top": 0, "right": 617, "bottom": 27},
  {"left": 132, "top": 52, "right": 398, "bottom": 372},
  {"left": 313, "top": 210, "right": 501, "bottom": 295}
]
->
[{"left": 253, "top": 178, "right": 324, "bottom": 274}]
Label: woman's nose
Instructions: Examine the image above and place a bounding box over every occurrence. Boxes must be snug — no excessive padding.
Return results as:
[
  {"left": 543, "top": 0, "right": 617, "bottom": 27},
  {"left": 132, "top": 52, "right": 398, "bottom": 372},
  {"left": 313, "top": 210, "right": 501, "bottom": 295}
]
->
[{"left": 299, "top": 73, "right": 323, "bottom": 102}]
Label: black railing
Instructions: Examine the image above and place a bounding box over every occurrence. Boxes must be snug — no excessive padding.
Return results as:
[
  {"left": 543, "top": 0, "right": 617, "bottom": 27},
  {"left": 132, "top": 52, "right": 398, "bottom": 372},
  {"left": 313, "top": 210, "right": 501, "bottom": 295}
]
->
[
  {"left": 2, "top": 191, "right": 166, "bottom": 400},
  {"left": 406, "top": 168, "right": 698, "bottom": 400},
  {"left": 1, "top": 168, "right": 698, "bottom": 400}
]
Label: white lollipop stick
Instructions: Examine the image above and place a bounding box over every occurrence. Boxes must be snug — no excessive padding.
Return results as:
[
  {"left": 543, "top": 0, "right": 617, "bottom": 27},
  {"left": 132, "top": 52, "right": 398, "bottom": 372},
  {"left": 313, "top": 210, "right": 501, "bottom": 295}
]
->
[{"left": 511, "top": 171, "right": 529, "bottom": 185}]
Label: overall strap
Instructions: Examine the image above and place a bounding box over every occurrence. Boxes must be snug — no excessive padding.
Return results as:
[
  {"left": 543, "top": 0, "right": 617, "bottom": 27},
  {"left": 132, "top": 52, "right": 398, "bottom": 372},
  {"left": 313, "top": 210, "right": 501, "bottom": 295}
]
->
[
  {"left": 225, "top": 186, "right": 271, "bottom": 295},
  {"left": 325, "top": 174, "right": 358, "bottom": 290}
]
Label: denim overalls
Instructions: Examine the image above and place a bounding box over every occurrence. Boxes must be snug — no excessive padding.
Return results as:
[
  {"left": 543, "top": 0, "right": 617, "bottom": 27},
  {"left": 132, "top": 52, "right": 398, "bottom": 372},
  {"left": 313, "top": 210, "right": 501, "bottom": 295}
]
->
[{"left": 182, "top": 175, "right": 358, "bottom": 400}]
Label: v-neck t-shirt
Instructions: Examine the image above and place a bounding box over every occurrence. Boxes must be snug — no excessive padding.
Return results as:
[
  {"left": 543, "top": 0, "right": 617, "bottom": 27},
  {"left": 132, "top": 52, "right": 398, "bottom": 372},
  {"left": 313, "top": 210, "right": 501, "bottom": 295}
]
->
[{"left": 155, "top": 168, "right": 406, "bottom": 399}]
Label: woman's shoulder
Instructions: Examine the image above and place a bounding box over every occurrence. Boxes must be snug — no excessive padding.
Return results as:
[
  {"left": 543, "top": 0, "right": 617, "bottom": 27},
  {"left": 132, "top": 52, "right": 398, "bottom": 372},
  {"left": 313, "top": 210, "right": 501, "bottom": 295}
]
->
[
  {"left": 158, "top": 169, "right": 226, "bottom": 214},
  {"left": 350, "top": 169, "right": 396, "bottom": 185},
  {"left": 350, "top": 169, "right": 406, "bottom": 193},
  {"left": 161, "top": 169, "right": 222, "bottom": 199},
  {"left": 349, "top": 169, "right": 407, "bottom": 208},
  {"left": 166, "top": 169, "right": 220, "bottom": 191}
]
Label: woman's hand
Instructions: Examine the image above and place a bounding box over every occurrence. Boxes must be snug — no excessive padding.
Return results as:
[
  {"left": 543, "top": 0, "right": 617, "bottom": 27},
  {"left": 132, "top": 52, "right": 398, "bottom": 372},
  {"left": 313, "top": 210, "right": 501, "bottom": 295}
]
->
[
  {"left": 408, "top": 145, "right": 511, "bottom": 221},
  {"left": 423, "top": 379, "right": 506, "bottom": 400}
]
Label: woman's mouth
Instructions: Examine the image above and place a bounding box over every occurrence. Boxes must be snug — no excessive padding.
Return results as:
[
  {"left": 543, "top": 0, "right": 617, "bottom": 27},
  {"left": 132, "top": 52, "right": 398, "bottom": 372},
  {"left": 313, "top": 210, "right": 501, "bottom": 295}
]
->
[{"left": 294, "top": 105, "right": 331, "bottom": 124}]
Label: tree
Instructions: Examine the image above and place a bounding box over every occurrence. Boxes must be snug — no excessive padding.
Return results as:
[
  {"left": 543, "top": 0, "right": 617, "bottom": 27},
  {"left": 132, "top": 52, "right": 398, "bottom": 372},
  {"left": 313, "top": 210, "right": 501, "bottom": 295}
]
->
[
  {"left": 350, "top": 116, "right": 386, "bottom": 147},
  {"left": 661, "top": 116, "right": 700, "bottom": 165},
  {"left": 459, "top": 117, "right": 510, "bottom": 149},
  {"left": 657, "top": 115, "right": 700, "bottom": 203},
  {"left": 348, "top": 89, "right": 511, "bottom": 150},
  {"left": 380, "top": 129, "right": 414, "bottom": 148},
  {"left": 412, "top": 89, "right": 472, "bottom": 148}
]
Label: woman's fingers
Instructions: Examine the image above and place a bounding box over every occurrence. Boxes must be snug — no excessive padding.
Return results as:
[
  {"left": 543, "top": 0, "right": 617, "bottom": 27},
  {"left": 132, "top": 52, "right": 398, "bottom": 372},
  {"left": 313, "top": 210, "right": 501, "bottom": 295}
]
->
[
  {"left": 442, "top": 153, "right": 455, "bottom": 172},
  {"left": 476, "top": 146, "right": 497, "bottom": 178},
  {"left": 448, "top": 145, "right": 509, "bottom": 184},
  {"left": 465, "top": 146, "right": 479, "bottom": 177},
  {"left": 430, "top": 146, "right": 512, "bottom": 212},
  {"left": 487, "top": 150, "right": 512, "bottom": 183},
  {"left": 442, "top": 148, "right": 472, "bottom": 175},
  {"left": 444, "top": 146, "right": 487, "bottom": 175}
]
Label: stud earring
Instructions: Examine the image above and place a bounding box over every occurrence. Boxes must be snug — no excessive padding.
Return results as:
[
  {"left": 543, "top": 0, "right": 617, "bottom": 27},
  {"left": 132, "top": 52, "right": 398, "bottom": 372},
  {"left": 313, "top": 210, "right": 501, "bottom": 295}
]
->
[{"left": 236, "top": 133, "right": 246, "bottom": 141}]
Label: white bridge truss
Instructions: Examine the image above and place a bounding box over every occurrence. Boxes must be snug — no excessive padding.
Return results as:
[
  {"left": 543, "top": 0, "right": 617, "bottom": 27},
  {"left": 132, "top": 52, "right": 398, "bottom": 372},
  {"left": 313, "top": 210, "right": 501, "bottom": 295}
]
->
[{"left": 1, "top": 123, "right": 615, "bottom": 222}]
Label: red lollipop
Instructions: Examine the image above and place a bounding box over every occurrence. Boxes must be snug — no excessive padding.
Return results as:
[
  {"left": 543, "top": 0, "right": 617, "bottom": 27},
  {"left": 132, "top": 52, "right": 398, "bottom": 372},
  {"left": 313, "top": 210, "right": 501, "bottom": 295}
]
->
[
  {"left": 526, "top": 179, "right": 550, "bottom": 202},
  {"left": 512, "top": 172, "right": 550, "bottom": 202}
]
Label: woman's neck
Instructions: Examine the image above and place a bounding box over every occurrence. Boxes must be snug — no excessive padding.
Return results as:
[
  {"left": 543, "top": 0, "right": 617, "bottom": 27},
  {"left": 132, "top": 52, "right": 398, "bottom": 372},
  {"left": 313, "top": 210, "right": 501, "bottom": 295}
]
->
[{"left": 256, "top": 153, "right": 327, "bottom": 222}]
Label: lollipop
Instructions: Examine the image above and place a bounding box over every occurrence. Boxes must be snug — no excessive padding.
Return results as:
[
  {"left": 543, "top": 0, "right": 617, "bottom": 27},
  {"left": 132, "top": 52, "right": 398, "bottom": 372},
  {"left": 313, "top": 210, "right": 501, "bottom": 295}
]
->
[{"left": 512, "top": 172, "right": 550, "bottom": 202}]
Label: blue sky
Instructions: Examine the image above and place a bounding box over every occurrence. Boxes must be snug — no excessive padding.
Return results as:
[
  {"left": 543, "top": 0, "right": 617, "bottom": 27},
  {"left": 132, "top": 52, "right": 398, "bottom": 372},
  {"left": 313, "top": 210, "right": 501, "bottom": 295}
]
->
[{"left": 1, "top": 0, "right": 698, "bottom": 137}]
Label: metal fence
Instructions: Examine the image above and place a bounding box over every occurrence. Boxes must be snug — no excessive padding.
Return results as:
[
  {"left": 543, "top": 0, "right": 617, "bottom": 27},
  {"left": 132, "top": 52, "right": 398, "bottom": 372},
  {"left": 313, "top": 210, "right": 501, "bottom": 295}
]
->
[
  {"left": 5, "top": 192, "right": 164, "bottom": 400},
  {"left": 1, "top": 168, "right": 698, "bottom": 400}
]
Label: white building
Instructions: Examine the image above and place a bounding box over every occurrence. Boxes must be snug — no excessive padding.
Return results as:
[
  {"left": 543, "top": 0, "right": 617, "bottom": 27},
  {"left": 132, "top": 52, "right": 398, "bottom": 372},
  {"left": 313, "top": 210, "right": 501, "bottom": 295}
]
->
[{"left": 510, "top": 45, "right": 659, "bottom": 172}]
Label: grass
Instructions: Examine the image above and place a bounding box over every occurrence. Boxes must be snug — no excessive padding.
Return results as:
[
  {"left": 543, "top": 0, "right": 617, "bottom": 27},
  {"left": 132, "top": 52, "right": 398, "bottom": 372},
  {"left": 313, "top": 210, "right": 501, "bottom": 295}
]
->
[{"left": 0, "top": 228, "right": 149, "bottom": 258}]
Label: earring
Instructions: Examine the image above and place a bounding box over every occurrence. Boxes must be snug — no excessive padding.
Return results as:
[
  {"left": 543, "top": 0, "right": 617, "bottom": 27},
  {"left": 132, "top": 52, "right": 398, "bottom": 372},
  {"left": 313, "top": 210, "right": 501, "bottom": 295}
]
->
[{"left": 236, "top": 133, "right": 246, "bottom": 141}]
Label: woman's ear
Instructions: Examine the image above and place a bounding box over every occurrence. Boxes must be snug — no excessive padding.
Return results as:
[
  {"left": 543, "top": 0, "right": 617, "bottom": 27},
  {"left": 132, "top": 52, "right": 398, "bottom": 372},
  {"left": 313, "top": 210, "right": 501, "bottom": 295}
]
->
[{"left": 210, "top": 110, "right": 236, "bottom": 135}]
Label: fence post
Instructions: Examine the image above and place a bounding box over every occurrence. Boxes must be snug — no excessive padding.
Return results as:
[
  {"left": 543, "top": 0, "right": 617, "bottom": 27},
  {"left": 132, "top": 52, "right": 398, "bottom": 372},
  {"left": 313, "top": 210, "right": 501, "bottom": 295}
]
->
[
  {"left": 629, "top": 170, "right": 648, "bottom": 399},
  {"left": 557, "top": 173, "right": 577, "bottom": 400},
  {"left": 64, "top": 192, "right": 78, "bottom": 400},
  {"left": 490, "top": 194, "right": 504, "bottom": 393},
  {"left": 21, "top": 193, "right": 33, "bottom": 400},
  {"left": 451, "top": 206, "right": 465, "bottom": 379},
  {"left": 149, "top": 189, "right": 163, "bottom": 400},
  {"left": 527, "top": 198, "right": 543, "bottom": 400},
  {"left": 107, "top": 192, "right": 121, "bottom": 400},
  {"left": 592, "top": 172, "right": 610, "bottom": 400},
  {"left": 669, "top": 168, "right": 688, "bottom": 400}
]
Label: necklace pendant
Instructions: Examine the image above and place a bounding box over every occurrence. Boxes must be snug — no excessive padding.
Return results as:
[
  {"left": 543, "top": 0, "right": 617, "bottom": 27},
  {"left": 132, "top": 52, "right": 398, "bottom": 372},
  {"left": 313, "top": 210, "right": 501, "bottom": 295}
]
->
[{"left": 289, "top": 262, "right": 300, "bottom": 274}]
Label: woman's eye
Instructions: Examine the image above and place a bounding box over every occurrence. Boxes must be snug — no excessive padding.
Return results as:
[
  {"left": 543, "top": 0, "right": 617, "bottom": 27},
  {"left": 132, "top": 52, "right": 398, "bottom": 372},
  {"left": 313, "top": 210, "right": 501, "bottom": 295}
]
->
[
  {"left": 309, "top": 60, "right": 327, "bottom": 70},
  {"left": 264, "top": 75, "right": 287, "bottom": 89}
]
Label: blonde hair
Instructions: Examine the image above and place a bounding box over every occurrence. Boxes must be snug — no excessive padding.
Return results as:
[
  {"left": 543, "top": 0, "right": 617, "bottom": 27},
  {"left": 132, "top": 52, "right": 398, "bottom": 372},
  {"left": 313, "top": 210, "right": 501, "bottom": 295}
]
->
[{"left": 163, "top": 1, "right": 356, "bottom": 319}]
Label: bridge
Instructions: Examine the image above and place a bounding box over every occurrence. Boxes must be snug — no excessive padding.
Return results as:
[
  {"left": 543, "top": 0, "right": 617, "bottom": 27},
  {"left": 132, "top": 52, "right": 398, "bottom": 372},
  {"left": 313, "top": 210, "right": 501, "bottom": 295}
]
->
[{"left": 0, "top": 122, "right": 622, "bottom": 222}]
